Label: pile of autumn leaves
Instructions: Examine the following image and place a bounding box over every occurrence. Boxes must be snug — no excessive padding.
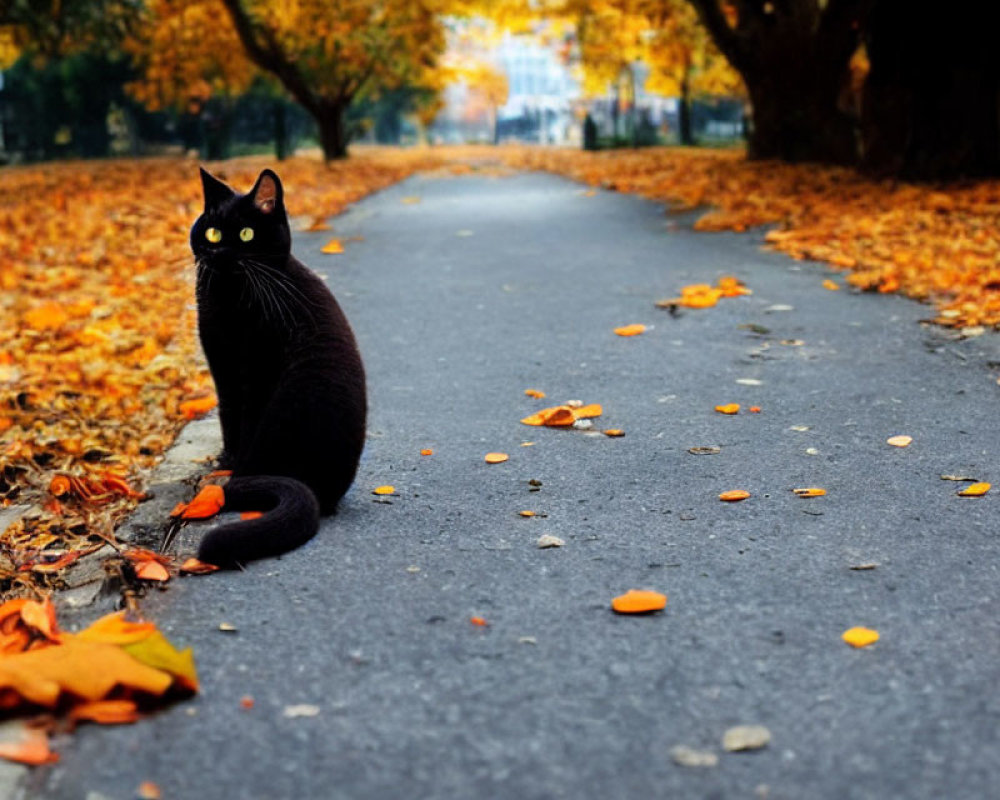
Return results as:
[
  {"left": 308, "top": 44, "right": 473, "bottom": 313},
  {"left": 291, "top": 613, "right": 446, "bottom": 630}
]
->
[
  {"left": 0, "top": 149, "right": 452, "bottom": 594},
  {"left": 0, "top": 596, "right": 195, "bottom": 765},
  {"left": 498, "top": 146, "right": 1000, "bottom": 331}
]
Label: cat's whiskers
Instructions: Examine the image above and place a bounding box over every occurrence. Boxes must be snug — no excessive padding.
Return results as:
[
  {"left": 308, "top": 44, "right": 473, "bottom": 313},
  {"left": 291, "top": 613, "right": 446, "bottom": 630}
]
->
[
  {"left": 240, "top": 257, "right": 319, "bottom": 326},
  {"left": 239, "top": 261, "right": 290, "bottom": 328}
]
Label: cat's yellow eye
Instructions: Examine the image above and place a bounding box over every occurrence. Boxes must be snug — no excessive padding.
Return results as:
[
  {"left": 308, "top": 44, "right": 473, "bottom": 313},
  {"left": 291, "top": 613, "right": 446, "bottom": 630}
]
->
[
  {"left": 205, "top": 227, "right": 222, "bottom": 243},
  {"left": 239, "top": 227, "right": 254, "bottom": 242}
]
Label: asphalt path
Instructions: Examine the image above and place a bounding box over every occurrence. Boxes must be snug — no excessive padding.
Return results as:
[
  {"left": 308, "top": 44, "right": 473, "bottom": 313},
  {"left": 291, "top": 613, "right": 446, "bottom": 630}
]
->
[{"left": 24, "top": 165, "right": 1000, "bottom": 799}]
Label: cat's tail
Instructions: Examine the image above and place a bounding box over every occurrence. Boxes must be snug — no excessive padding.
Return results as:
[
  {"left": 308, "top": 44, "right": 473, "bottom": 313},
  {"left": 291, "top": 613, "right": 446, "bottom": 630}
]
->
[{"left": 197, "top": 476, "right": 320, "bottom": 569}]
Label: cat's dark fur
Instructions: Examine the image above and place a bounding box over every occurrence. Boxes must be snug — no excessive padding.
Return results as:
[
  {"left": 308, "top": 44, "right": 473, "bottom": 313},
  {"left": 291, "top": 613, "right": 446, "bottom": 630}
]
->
[{"left": 190, "top": 167, "right": 366, "bottom": 568}]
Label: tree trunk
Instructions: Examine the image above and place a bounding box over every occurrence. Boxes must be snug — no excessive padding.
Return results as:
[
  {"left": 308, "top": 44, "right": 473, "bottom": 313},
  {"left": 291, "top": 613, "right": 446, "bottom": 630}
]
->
[
  {"left": 273, "top": 100, "right": 288, "bottom": 161},
  {"left": 678, "top": 70, "right": 694, "bottom": 146},
  {"left": 745, "top": 69, "right": 857, "bottom": 164},
  {"left": 687, "top": 0, "right": 868, "bottom": 166},
  {"left": 861, "top": 1, "right": 1000, "bottom": 179},
  {"left": 316, "top": 102, "right": 349, "bottom": 161}
]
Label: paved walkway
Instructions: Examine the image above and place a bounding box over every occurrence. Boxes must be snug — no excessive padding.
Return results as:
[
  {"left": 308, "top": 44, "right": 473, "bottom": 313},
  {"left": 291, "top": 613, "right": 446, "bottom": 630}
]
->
[{"left": 30, "top": 168, "right": 1000, "bottom": 799}]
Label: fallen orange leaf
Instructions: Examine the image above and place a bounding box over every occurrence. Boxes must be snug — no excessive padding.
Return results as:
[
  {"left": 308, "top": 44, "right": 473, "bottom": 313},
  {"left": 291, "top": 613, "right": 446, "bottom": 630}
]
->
[
  {"left": 792, "top": 487, "right": 827, "bottom": 497},
  {"left": 521, "top": 403, "right": 603, "bottom": 427},
  {"left": 0, "top": 730, "right": 59, "bottom": 765},
  {"left": 48, "top": 475, "right": 72, "bottom": 497},
  {"left": 179, "top": 558, "right": 220, "bottom": 575},
  {"left": 715, "top": 403, "right": 740, "bottom": 415},
  {"left": 614, "top": 323, "right": 646, "bottom": 337},
  {"left": 603, "top": 429, "right": 625, "bottom": 437},
  {"left": 171, "top": 484, "right": 225, "bottom": 519},
  {"left": 749, "top": 406, "right": 762, "bottom": 413},
  {"left": 420, "top": 448, "right": 433, "bottom": 456},
  {"left": 178, "top": 393, "right": 218, "bottom": 420},
  {"left": 321, "top": 238, "right": 344, "bottom": 254},
  {"left": 137, "top": 781, "right": 163, "bottom": 800},
  {"left": 611, "top": 589, "right": 667, "bottom": 614},
  {"left": 524, "top": 389, "right": 546, "bottom": 398},
  {"left": 719, "top": 489, "right": 751, "bottom": 502},
  {"left": 518, "top": 510, "right": 536, "bottom": 517},
  {"left": 822, "top": 279, "right": 840, "bottom": 291},
  {"left": 134, "top": 560, "right": 170, "bottom": 582},
  {"left": 957, "top": 482, "right": 991, "bottom": 497},
  {"left": 68, "top": 699, "right": 140, "bottom": 725},
  {"left": 469, "top": 616, "right": 489, "bottom": 626},
  {"left": 484, "top": 452, "right": 509, "bottom": 464},
  {"left": 0, "top": 638, "right": 173, "bottom": 706},
  {"left": 574, "top": 404, "right": 603, "bottom": 419},
  {"left": 842, "top": 627, "right": 879, "bottom": 648}
]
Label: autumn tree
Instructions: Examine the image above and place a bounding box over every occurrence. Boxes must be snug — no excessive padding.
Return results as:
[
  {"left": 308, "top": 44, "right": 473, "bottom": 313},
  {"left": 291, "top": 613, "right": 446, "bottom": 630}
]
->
[
  {"left": 641, "top": 0, "right": 742, "bottom": 145},
  {"left": 686, "top": 0, "right": 871, "bottom": 164},
  {"left": 124, "top": 0, "right": 258, "bottom": 159},
  {"left": 216, "top": 0, "right": 447, "bottom": 160},
  {"left": 0, "top": 0, "right": 141, "bottom": 59},
  {"left": 0, "top": 0, "right": 142, "bottom": 158}
]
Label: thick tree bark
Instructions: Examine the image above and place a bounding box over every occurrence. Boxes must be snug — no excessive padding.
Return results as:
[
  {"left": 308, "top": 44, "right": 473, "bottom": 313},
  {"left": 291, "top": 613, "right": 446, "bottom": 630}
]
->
[
  {"left": 743, "top": 66, "right": 857, "bottom": 163},
  {"left": 861, "top": 1, "right": 1000, "bottom": 179},
  {"left": 687, "top": 0, "right": 870, "bottom": 165}
]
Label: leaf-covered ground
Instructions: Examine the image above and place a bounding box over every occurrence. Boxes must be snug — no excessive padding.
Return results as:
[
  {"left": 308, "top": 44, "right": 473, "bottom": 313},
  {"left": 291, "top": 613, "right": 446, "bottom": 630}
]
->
[
  {"left": 0, "top": 150, "right": 453, "bottom": 597},
  {"left": 497, "top": 146, "right": 1000, "bottom": 330},
  {"left": 4, "top": 143, "right": 1000, "bottom": 600}
]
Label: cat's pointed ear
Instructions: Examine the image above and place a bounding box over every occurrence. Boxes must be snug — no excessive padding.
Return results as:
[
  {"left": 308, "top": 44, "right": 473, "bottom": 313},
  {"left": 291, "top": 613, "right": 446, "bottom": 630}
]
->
[
  {"left": 200, "top": 167, "right": 234, "bottom": 209},
  {"left": 250, "top": 169, "right": 284, "bottom": 215}
]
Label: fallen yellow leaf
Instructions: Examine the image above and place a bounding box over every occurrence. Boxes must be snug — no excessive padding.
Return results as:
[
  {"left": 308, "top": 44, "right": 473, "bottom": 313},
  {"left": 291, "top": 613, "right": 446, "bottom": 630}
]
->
[
  {"left": 792, "top": 487, "right": 826, "bottom": 497},
  {"left": 614, "top": 324, "right": 646, "bottom": 337},
  {"left": 719, "top": 489, "right": 751, "bottom": 502},
  {"left": 714, "top": 403, "right": 740, "bottom": 415},
  {"left": 321, "top": 238, "right": 344, "bottom": 254},
  {"left": 822, "top": 279, "right": 840, "bottom": 291},
  {"left": 842, "top": 627, "right": 879, "bottom": 648},
  {"left": 957, "top": 482, "right": 991, "bottom": 497},
  {"left": 484, "top": 452, "right": 509, "bottom": 464},
  {"left": 886, "top": 435, "right": 913, "bottom": 447},
  {"left": 524, "top": 389, "right": 546, "bottom": 399},
  {"left": 372, "top": 485, "right": 396, "bottom": 495}
]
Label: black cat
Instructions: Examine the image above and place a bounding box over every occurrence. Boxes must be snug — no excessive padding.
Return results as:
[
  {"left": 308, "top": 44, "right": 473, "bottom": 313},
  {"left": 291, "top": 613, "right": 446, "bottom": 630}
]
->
[{"left": 190, "top": 167, "right": 366, "bottom": 568}]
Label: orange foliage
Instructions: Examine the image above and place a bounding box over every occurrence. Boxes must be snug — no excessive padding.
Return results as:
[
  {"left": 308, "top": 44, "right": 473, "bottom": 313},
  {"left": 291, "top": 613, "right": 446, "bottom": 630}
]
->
[
  {"left": 0, "top": 597, "right": 196, "bottom": 742},
  {"left": 0, "top": 150, "right": 452, "bottom": 598},
  {"left": 171, "top": 485, "right": 225, "bottom": 520},
  {"left": 497, "top": 146, "right": 1000, "bottom": 329},
  {"left": 611, "top": 589, "right": 667, "bottom": 614}
]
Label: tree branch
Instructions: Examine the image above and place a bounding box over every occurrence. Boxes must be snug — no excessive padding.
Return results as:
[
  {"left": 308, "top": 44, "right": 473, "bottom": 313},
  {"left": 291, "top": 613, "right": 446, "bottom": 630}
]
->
[
  {"left": 685, "top": 0, "right": 749, "bottom": 74},
  {"left": 217, "top": 0, "right": 324, "bottom": 114}
]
